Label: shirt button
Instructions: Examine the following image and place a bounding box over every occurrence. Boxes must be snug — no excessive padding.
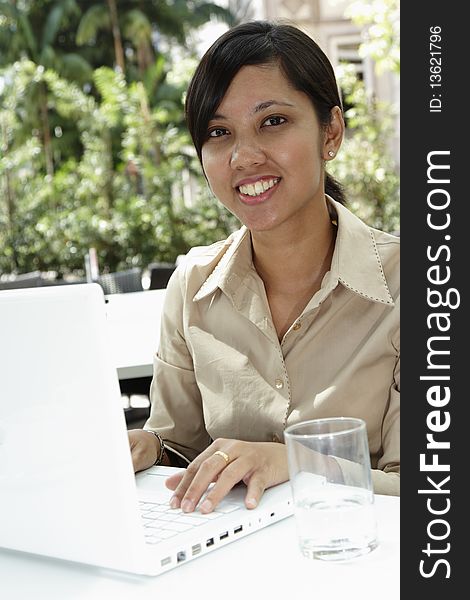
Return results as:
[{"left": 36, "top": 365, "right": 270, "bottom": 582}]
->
[
  {"left": 293, "top": 321, "right": 301, "bottom": 331},
  {"left": 275, "top": 378, "right": 284, "bottom": 390}
]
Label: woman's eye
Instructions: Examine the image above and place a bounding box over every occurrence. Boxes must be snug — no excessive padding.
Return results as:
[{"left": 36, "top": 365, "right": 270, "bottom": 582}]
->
[
  {"left": 262, "top": 116, "right": 286, "bottom": 127},
  {"left": 208, "top": 127, "right": 229, "bottom": 138}
]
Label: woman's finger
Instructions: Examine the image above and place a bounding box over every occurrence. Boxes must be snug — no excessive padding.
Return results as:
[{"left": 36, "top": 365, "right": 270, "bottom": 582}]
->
[
  {"left": 176, "top": 452, "right": 232, "bottom": 512},
  {"left": 165, "top": 469, "right": 219, "bottom": 493},
  {"left": 166, "top": 439, "right": 232, "bottom": 508},
  {"left": 244, "top": 475, "right": 267, "bottom": 509},
  {"left": 198, "top": 459, "right": 251, "bottom": 513},
  {"left": 164, "top": 471, "right": 184, "bottom": 491}
]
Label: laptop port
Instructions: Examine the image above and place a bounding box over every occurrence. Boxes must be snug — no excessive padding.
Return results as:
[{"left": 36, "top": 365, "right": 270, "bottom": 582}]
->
[
  {"left": 177, "top": 551, "right": 186, "bottom": 563},
  {"left": 206, "top": 538, "right": 214, "bottom": 547},
  {"left": 219, "top": 531, "right": 229, "bottom": 540},
  {"left": 192, "top": 544, "right": 201, "bottom": 556},
  {"left": 160, "top": 557, "right": 171, "bottom": 567},
  {"left": 234, "top": 525, "right": 243, "bottom": 534}
]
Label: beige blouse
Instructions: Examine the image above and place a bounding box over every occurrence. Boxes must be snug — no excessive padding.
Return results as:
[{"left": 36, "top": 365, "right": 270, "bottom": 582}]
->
[{"left": 145, "top": 198, "right": 400, "bottom": 496}]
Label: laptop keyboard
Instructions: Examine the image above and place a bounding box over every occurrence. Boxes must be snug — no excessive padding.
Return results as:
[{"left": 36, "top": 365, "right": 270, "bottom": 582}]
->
[{"left": 139, "top": 500, "right": 240, "bottom": 545}]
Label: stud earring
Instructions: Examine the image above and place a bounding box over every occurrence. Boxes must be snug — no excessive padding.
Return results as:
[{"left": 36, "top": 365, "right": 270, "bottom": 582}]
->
[{"left": 328, "top": 150, "right": 335, "bottom": 158}]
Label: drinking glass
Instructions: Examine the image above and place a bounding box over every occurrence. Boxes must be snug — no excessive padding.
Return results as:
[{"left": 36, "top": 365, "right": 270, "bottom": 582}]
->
[{"left": 284, "top": 417, "right": 378, "bottom": 561}]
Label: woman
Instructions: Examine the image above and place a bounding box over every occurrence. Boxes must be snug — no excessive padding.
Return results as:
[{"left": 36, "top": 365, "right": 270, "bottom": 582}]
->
[{"left": 128, "top": 21, "right": 400, "bottom": 513}]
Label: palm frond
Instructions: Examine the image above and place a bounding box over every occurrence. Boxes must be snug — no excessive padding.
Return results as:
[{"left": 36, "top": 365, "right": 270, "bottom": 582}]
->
[
  {"left": 143, "top": 54, "right": 166, "bottom": 98},
  {"left": 59, "top": 53, "right": 94, "bottom": 86},
  {"left": 93, "top": 66, "right": 126, "bottom": 104},
  {"left": 76, "top": 4, "right": 110, "bottom": 46},
  {"left": 122, "top": 9, "right": 152, "bottom": 43},
  {"left": 39, "top": 45, "right": 56, "bottom": 70},
  {"left": 190, "top": 2, "right": 235, "bottom": 28},
  {"left": 42, "top": 0, "right": 80, "bottom": 50},
  {"left": 3, "top": 2, "right": 38, "bottom": 59}
]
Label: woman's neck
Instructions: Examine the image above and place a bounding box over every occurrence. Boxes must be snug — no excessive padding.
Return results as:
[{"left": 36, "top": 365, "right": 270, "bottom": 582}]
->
[
  {"left": 250, "top": 202, "right": 337, "bottom": 340},
  {"left": 251, "top": 204, "right": 336, "bottom": 295}
]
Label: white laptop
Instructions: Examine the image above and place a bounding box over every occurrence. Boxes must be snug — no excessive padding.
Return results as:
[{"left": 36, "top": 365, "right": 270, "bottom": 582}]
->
[{"left": 0, "top": 283, "right": 293, "bottom": 575}]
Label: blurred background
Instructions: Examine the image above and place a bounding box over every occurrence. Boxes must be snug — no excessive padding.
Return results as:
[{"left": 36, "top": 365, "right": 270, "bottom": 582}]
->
[{"left": 0, "top": 0, "right": 399, "bottom": 288}]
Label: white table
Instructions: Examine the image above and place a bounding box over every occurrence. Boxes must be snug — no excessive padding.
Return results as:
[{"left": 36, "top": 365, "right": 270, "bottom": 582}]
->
[
  {"left": 105, "top": 289, "right": 165, "bottom": 380},
  {"left": 0, "top": 495, "right": 399, "bottom": 600}
]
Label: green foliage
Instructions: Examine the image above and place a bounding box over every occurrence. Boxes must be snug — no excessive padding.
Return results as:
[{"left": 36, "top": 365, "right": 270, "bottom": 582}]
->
[
  {"left": 346, "top": 0, "right": 400, "bottom": 74},
  {"left": 0, "top": 1, "right": 237, "bottom": 277},
  {"left": 0, "top": 56, "right": 237, "bottom": 276},
  {"left": 329, "top": 65, "right": 399, "bottom": 233},
  {"left": 332, "top": 0, "right": 400, "bottom": 233},
  {"left": 75, "top": 4, "right": 110, "bottom": 46}
]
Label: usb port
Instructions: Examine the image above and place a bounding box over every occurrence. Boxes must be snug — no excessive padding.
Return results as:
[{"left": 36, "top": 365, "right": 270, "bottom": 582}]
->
[
  {"left": 161, "top": 557, "right": 171, "bottom": 567},
  {"left": 206, "top": 537, "right": 214, "bottom": 547},
  {"left": 219, "top": 531, "right": 229, "bottom": 540},
  {"left": 192, "top": 544, "right": 201, "bottom": 556},
  {"left": 234, "top": 525, "right": 243, "bottom": 534}
]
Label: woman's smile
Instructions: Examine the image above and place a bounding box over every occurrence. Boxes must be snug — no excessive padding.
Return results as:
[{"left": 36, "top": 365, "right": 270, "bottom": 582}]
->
[{"left": 236, "top": 176, "right": 281, "bottom": 205}]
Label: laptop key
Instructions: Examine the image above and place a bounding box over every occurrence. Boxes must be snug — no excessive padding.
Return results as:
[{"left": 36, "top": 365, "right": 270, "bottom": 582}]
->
[
  {"left": 214, "top": 503, "right": 239, "bottom": 514},
  {"left": 158, "top": 529, "right": 178, "bottom": 539},
  {"left": 148, "top": 504, "right": 168, "bottom": 513},
  {"left": 141, "top": 512, "right": 163, "bottom": 520},
  {"left": 176, "top": 515, "right": 207, "bottom": 526},
  {"left": 160, "top": 522, "right": 193, "bottom": 533},
  {"left": 191, "top": 511, "right": 223, "bottom": 520},
  {"left": 154, "top": 513, "right": 179, "bottom": 522}
]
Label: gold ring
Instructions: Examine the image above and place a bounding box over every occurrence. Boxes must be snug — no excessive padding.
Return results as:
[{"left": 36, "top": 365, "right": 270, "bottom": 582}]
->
[{"left": 214, "top": 450, "right": 230, "bottom": 465}]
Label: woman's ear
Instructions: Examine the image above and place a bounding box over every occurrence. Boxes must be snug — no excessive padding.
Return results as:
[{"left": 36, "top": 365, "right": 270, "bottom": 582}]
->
[{"left": 322, "top": 106, "right": 345, "bottom": 161}]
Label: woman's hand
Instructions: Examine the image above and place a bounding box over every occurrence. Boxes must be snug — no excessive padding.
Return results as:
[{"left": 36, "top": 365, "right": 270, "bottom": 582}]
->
[
  {"left": 128, "top": 429, "right": 159, "bottom": 473},
  {"left": 165, "top": 438, "right": 289, "bottom": 513}
]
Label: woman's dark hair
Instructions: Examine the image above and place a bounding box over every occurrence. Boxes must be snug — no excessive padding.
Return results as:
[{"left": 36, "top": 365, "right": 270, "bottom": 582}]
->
[{"left": 185, "top": 20, "right": 346, "bottom": 205}]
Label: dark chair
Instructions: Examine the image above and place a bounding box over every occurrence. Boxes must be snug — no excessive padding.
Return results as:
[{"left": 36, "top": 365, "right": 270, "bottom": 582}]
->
[
  {"left": 97, "top": 267, "right": 143, "bottom": 295},
  {"left": 43, "top": 277, "right": 87, "bottom": 286},
  {"left": 0, "top": 271, "right": 45, "bottom": 290},
  {"left": 148, "top": 262, "right": 176, "bottom": 289}
]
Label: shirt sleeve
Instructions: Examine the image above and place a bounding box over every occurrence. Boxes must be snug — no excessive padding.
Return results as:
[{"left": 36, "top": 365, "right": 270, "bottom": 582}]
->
[
  {"left": 332, "top": 357, "right": 399, "bottom": 496},
  {"left": 372, "top": 351, "right": 400, "bottom": 496},
  {"left": 338, "top": 348, "right": 400, "bottom": 496},
  {"left": 144, "top": 267, "right": 211, "bottom": 464}
]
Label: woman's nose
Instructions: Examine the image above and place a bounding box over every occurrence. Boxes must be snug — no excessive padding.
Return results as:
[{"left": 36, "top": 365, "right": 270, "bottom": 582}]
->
[{"left": 230, "top": 139, "right": 266, "bottom": 170}]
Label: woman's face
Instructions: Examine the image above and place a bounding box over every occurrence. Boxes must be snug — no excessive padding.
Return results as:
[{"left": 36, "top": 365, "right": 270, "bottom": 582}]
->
[{"left": 201, "top": 63, "right": 329, "bottom": 234}]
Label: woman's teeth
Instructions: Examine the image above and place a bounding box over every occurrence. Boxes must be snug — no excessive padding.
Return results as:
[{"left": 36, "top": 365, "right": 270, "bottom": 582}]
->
[{"left": 238, "top": 178, "right": 279, "bottom": 197}]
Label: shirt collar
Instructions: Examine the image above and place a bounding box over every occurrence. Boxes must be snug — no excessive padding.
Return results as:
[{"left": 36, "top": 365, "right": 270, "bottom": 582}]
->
[
  {"left": 329, "top": 197, "right": 394, "bottom": 305},
  {"left": 193, "top": 227, "right": 251, "bottom": 302},
  {"left": 194, "top": 197, "right": 394, "bottom": 306}
]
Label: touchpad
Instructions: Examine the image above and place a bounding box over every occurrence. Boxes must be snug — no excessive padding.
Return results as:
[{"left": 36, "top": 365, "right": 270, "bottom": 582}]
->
[{"left": 135, "top": 468, "right": 177, "bottom": 502}]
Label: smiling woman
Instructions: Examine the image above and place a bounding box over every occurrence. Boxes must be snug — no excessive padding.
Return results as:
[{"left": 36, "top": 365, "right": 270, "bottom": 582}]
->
[{"left": 127, "top": 21, "right": 400, "bottom": 514}]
